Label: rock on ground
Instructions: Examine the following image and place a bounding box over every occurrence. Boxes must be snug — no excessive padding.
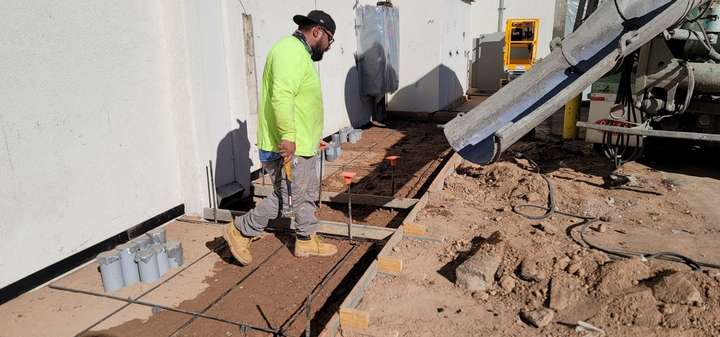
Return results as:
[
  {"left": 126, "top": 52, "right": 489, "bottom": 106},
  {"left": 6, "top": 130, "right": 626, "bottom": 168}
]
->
[
  {"left": 549, "top": 274, "right": 582, "bottom": 311},
  {"left": 519, "top": 257, "right": 547, "bottom": 282},
  {"left": 606, "top": 288, "right": 663, "bottom": 327},
  {"left": 595, "top": 258, "right": 651, "bottom": 295},
  {"left": 455, "top": 247, "right": 503, "bottom": 292},
  {"left": 499, "top": 275, "right": 516, "bottom": 293},
  {"left": 652, "top": 273, "right": 703, "bottom": 306},
  {"left": 520, "top": 308, "right": 555, "bottom": 328}
]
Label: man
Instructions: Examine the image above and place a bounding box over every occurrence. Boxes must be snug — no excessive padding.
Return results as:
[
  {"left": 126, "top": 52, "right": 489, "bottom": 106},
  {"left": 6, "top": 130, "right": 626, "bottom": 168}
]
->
[{"left": 223, "top": 10, "right": 338, "bottom": 265}]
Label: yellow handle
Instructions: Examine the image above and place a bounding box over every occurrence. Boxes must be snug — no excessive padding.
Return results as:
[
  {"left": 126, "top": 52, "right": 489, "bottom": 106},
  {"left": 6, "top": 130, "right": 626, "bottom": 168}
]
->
[{"left": 283, "top": 160, "right": 293, "bottom": 182}]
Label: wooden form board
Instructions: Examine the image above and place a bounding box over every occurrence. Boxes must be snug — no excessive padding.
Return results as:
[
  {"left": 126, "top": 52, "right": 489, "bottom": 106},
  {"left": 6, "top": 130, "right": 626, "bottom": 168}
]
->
[
  {"left": 253, "top": 184, "right": 419, "bottom": 209},
  {"left": 199, "top": 208, "right": 395, "bottom": 241},
  {"left": 320, "top": 151, "right": 461, "bottom": 337}
]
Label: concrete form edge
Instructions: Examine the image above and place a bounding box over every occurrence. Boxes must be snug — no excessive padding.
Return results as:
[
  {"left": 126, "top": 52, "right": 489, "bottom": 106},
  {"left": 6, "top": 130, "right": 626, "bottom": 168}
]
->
[{"left": 319, "top": 151, "right": 462, "bottom": 336}]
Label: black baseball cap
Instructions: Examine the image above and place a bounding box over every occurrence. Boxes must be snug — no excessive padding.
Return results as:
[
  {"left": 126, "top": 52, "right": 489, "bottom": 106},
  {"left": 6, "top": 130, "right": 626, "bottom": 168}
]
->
[{"left": 293, "top": 10, "right": 336, "bottom": 35}]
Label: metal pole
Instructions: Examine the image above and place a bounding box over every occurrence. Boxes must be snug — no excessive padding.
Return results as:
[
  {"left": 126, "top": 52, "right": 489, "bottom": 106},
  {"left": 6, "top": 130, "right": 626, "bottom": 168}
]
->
[
  {"left": 347, "top": 183, "right": 353, "bottom": 242},
  {"left": 318, "top": 150, "right": 324, "bottom": 209},
  {"left": 205, "top": 165, "right": 212, "bottom": 208},
  {"left": 497, "top": 0, "right": 506, "bottom": 32},
  {"left": 209, "top": 160, "right": 217, "bottom": 224},
  {"left": 48, "top": 284, "right": 280, "bottom": 335},
  {"left": 391, "top": 165, "right": 396, "bottom": 196}
]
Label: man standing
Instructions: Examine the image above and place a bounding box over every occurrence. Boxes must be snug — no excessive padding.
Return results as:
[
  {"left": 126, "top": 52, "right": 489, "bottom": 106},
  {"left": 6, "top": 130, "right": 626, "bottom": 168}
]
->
[{"left": 223, "top": 11, "right": 338, "bottom": 265}]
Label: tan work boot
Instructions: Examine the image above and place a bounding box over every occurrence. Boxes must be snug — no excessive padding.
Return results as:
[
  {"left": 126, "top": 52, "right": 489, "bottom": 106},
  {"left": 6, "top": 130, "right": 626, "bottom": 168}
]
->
[
  {"left": 223, "top": 222, "right": 253, "bottom": 265},
  {"left": 294, "top": 234, "right": 338, "bottom": 258}
]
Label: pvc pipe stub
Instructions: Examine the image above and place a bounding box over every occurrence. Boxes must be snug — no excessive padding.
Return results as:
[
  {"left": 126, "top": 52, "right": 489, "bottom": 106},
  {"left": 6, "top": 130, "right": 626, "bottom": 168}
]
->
[
  {"left": 147, "top": 227, "right": 166, "bottom": 244},
  {"left": 325, "top": 144, "right": 339, "bottom": 162},
  {"left": 97, "top": 251, "right": 124, "bottom": 292},
  {"left": 165, "top": 240, "right": 184, "bottom": 268},
  {"left": 135, "top": 248, "right": 161, "bottom": 283},
  {"left": 116, "top": 242, "right": 141, "bottom": 286},
  {"left": 152, "top": 243, "right": 170, "bottom": 276},
  {"left": 348, "top": 130, "right": 361, "bottom": 143},
  {"left": 339, "top": 127, "right": 350, "bottom": 144},
  {"left": 133, "top": 236, "right": 152, "bottom": 250}
]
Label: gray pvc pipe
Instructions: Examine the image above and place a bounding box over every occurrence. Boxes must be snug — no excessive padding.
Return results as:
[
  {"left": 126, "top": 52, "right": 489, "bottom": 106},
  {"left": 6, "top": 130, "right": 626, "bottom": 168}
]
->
[
  {"left": 133, "top": 236, "right": 152, "bottom": 250},
  {"left": 348, "top": 130, "right": 361, "bottom": 144},
  {"left": 97, "top": 251, "right": 124, "bottom": 292},
  {"left": 165, "top": 241, "right": 184, "bottom": 268},
  {"left": 135, "top": 248, "right": 161, "bottom": 283},
  {"left": 153, "top": 244, "right": 170, "bottom": 276},
  {"left": 147, "top": 227, "right": 167, "bottom": 244},
  {"left": 325, "top": 144, "right": 339, "bottom": 162},
  {"left": 115, "top": 242, "right": 140, "bottom": 286},
  {"left": 339, "top": 128, "right": 350, "bottom": 144}
]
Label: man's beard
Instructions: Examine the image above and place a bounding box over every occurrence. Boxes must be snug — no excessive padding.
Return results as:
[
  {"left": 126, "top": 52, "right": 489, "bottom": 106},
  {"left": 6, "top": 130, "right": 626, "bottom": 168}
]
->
[{"left": 311, "top": 44, "right": 325, "bottom": 62}]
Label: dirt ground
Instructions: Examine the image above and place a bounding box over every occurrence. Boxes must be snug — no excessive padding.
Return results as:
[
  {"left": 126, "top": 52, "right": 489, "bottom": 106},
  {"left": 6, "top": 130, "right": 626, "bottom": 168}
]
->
[
  {"left": 350, "top": 139, "right": 720, "bottom": 337},
  {"left": 34, "top": 120, "right": 451, "bottom": 337}
]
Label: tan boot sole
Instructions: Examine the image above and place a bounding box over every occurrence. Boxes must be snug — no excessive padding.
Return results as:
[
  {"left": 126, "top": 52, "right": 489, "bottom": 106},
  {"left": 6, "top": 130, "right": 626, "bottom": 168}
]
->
[
  {"left": 294, "top": 247, "right": 337, "bottom": 258},
  {"left": 223, "top": 225, "right": 251, "bottom": 266}
]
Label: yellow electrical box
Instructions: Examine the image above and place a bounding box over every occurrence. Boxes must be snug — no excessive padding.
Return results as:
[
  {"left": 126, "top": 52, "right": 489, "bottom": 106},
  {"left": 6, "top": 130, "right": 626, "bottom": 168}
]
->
[{"left": 503, "top": 18, "right": 540, "bottom": 73}]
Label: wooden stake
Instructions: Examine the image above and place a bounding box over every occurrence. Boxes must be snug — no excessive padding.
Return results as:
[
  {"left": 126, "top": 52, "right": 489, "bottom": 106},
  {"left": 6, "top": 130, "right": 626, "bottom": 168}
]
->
[
  {"left": 377, "top": 257, "right": 403, "bottom": 274},
  {"left": 402, "top": 224, "right": 427, "bottom": 236},
  {"left": 339, "top": 308, "right": 370, "bottom": 330}
]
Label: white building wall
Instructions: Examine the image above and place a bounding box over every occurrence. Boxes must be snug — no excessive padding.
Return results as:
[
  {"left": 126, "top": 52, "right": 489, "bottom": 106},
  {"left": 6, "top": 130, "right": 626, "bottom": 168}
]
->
[{"left": 0, "top": 0, "right": 184, "bottom": 288}]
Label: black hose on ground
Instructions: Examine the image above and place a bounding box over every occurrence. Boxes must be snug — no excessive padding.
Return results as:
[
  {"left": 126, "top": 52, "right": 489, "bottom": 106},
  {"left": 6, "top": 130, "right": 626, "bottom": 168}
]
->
[{"left": 509, "top": 152, "right": 720, "bottom": 271}]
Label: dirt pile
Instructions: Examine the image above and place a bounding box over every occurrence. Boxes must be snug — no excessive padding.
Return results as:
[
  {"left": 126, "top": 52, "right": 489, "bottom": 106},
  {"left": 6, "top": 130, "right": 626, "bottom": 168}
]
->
[{"left": 356, "top": 140, "right": 720, "bottom": 337}]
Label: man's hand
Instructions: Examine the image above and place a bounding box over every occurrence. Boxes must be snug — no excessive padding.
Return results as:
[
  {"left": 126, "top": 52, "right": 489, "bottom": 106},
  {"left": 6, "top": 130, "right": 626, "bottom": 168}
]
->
[
  {"left": 279, "top": 140, "right": 296, "bottom": 162},
  {"left": 319, "top": 140, "right": 329, "bottom": 150}
]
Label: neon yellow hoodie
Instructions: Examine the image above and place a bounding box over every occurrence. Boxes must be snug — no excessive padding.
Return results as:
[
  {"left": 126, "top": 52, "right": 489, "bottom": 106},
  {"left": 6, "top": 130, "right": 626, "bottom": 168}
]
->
[{"left": 256, "top": 36, "right": 323, "bottom": 157}]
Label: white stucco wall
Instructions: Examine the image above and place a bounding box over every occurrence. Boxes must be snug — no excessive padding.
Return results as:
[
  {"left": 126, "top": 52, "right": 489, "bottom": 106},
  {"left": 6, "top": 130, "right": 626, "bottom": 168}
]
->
[
  {"left": 0, "top": 1, "right": 184, "bottom": 288},
  {"left": 385, "top": 0, "right": 473, "bottom": 112}
]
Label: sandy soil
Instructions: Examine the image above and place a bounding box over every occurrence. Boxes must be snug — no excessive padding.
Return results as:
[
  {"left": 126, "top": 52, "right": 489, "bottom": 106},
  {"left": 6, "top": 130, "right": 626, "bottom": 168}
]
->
[{"left": 350, "top": 140, "right": 720, "bottom": 337}]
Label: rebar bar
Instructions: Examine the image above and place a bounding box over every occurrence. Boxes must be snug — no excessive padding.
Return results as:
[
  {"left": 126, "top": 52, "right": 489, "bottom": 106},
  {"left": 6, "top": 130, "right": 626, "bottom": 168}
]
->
[
  {"left": 279, "top": 244, "right": 358, "bottom": 335},
  {"left": 49, "top": 284, "right": 281, "bottom": 335}
]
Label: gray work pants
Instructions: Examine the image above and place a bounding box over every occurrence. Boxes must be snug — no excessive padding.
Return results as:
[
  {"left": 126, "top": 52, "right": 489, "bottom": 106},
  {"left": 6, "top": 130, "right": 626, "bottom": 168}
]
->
[{"left": 235, "top": 155, "right": 319, "bottom": 237}]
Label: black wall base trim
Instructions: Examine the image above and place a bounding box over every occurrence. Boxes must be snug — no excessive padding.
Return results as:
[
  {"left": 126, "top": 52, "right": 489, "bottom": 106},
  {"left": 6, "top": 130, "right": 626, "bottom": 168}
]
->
[{"left": 0, "top": 204, "right": 184, "bottom": 305}]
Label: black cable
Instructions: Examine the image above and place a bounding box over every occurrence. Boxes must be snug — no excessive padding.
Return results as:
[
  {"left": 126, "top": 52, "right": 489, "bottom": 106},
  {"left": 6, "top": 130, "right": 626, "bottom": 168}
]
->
[{"left": 510, "top": 152, "right": 720, "bottom": 271}]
